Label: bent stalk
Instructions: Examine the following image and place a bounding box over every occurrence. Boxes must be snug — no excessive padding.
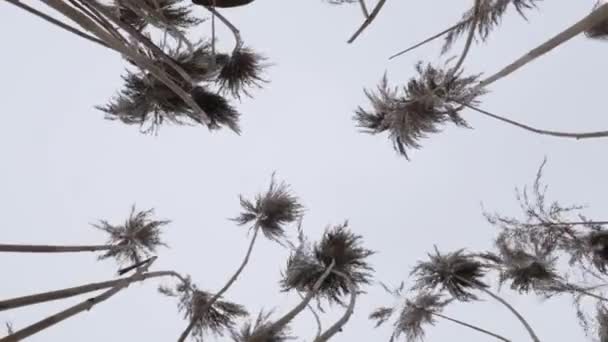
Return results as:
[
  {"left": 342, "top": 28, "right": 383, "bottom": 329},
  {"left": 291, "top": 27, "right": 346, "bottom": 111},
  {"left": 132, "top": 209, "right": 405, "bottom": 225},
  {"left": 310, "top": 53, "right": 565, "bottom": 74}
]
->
[
  {"left": 314, "top": 271, "right": 357, "bottom": 342},
  {"left": 457, "top": 276, "right": 541, "bottom": 342},
  {"left": 177, "top": 226, "right": 261, "bottom": 342}
]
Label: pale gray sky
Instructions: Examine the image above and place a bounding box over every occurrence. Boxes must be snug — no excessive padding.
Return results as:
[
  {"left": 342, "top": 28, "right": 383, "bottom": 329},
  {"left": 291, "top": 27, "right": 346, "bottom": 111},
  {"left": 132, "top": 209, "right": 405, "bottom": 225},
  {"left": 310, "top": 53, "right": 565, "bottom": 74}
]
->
[{"left": 1, "top": 1, "right": 608, "bottom": 341}]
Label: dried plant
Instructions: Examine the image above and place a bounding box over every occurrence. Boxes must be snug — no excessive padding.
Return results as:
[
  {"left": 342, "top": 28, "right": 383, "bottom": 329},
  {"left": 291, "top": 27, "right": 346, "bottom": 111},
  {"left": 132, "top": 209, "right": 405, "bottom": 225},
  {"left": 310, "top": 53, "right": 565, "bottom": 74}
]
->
[
  {"left": 100, "top": 40, "right": 244, "bottom": 133},
  {"left": 282, "top": 222, "right": 374, "bottom": 304},
  {"left": 281, "top": 232, "right": 327, "bottom": 297},
  {"left": 93, "top": 206, "right": 169, "bottom": 265},
  {"left": 482, "top": 160, "right": 608, "bottom": 338},
  {"left": 10, "top": 1, "right": 608, "bottom": 341},
  {"left": 371, "top": 283, "right": 512, "bottom": 341},
  {"left": 11, "top": 0, "right": 270, "bottom": 138},
  {"left": 191, "top": 86, "right": 241, "bottom": 131},
  {"left": 371, "top": 292, "right": 451, "bottom": 341},
  {"left": 161, "top": 277, "right": 248, "bottom": 341},
  {"left": 97, "top": 71, "right": 181, "bottom": 133},
  {"left": 386, "top": 0, "right": 543, "bottom": 59},
  {"left": 355, "top": 63, "right": 485, "bottom": 159},
  {"left": 177, "top": 176, "right": 301, "bottom": 342},
  {"left": 217, "top": 47, "right": 269, "bottom": 99},
  {"left": 232, "top": 175, "right": 303, "bottom": 243},
  {"left": 484, "top": 160, "right": 582, "bottom": 254},
  {"left": 111, "top": 0, "right": 202, "bottom": 31},
  {"left": 313, "top": 223, "right": 374, "bottom": 298},
  {"left": 231, "top": 311, "right": 295, "bottom": 342},
  {"left": 413, "top": 246, "right": 542, "bottom": 341},
  {"left": 443, "top": 0, "right": 541, "bottom": 52},
  {"left": 98, "top": 71, "right": 240, "bottom": 133},
  {"left": 484, "top": 159, "right": 608, "bottom": 275},
  {"left": 494, "top": 234, "right": 560, "bottom": 294},
  {"left": 186, "top": 291, "right": 247, "bottom": 340},
  {"left": 411, "top": 248, "right": 488, "bottom": 301},
  {"left": 167, "top": 41, "right": 229, "bottom": 82}
]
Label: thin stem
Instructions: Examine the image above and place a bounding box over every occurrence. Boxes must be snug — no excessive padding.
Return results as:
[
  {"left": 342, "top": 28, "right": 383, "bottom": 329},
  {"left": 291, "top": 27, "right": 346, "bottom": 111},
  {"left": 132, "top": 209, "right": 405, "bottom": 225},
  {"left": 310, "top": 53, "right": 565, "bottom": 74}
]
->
[
  {"left": 430, "top": 311, "right": 511, "bottom": 342},
  {"left": 4, "top": 0, "right": 109, "bottom": 49},
  {"left": 177, "top": 226, "right": 261, "bottom": 342},
  {"left": 0, "top": 244, "right": 112, "bottom": 253},
  {"left": 1, "top": 289, "right": 123, "bottom": 341},
  {"left": 0, "top": 270, "right": 180, "bottom": 312},
  {"left": 0, "top": 261, "right": 156, "bottom": 341},
  {"left": 521, "top": 221, "right": 608, "bottom": 228},
  {"left": 358, "top": 0, "right": 369, "bottom": 18},
  {"left": 297, "top": 291, "right": 323, "bottom": 340},
  {"left": 559, "top": 281, "right": 608, "bottom": 302},
  {"left": 314, "top": 271, "right": 357, "bottom": 342},
  {"left": 117, "top": 256, "right": 157, "bottom": 275},
  {"left": 450, "top": 0, "right": 480, "bottom": 75},
  {"left": 347, "top": 0, "right": 387, "bottom": 44},
  {"left": 389, "top": 20, "right": 469, "bottom": 60},
  {"left": 481, "top": 3, "right": 608, "bottom": 86},
  {"left": 580, "top": 283, "right": 608, "bottom": 292},
  {"left": 40, "top": 0, "right": 211, "bottom": 125},
  {"left": 466, "top": 103, "right": 608, "bottom": 140},
  {"left": 203, "top": 5, "right": 242, "bottom": 53},
  {"left": 268, "top": 260, "right": 336, "bottom": 334},
  {"left": 458, "top": 276, "right": 541, "bottom": 342},
  {"left": 212, "top": 1, "right": 217, "bottom": 66},
  {"left": 71, "top": 0, "right": 129, "bottom": 45}
]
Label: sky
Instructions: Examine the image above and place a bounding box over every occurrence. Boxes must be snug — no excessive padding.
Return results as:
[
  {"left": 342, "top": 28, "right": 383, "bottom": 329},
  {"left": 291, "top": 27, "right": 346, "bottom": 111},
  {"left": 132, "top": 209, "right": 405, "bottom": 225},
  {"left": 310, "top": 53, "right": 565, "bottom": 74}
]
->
[{"left": 1, "top": 0, "right": 608, "bottom": 341}]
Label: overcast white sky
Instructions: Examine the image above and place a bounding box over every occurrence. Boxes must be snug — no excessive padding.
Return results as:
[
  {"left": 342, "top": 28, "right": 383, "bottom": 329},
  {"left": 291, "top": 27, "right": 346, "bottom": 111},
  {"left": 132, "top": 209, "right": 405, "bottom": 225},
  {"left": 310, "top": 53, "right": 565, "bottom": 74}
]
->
[{"left": 1, "top": 1, "right": 608, "bottom": 341}]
